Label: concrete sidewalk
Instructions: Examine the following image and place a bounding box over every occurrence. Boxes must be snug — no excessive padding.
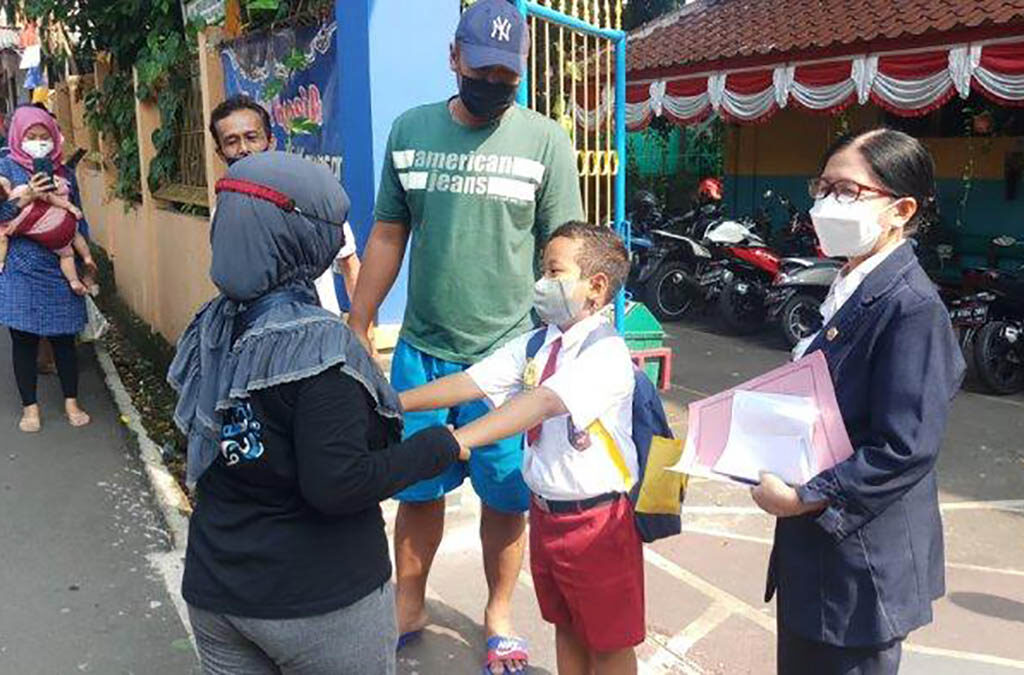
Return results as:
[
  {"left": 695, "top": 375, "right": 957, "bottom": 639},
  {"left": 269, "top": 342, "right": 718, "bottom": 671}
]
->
[{"left": 0, "top": 332, "right": 197, "bottom": 674}]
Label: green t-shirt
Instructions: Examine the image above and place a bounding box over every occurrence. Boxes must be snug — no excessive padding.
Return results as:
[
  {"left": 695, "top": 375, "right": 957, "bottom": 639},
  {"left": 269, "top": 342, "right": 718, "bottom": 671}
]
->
[{"left": 375, "top": 101, "right": 584, "bottom": 364}]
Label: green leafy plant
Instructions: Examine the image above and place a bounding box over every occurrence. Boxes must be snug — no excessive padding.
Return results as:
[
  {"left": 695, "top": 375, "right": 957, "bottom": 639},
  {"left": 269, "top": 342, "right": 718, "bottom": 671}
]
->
[
  {"left": 22, "top": 0, "right": 197, "bottom": 202},
  {"left": 956, "top": 104, "right": 996, "bottom": 229},
  {"left": 240, "top": 0, "right": 333, "bottom": 31},
  {"left": 83, "top": 70, "right": 142, "bottom": 204}
]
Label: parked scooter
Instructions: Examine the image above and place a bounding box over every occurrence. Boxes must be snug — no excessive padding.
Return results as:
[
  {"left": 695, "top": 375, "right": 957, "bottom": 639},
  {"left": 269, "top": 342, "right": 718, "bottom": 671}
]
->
[
  {"left": 950, "top": 236, "right": 1024, "bottom": 394},
  {"left": 763, "top": 195, "right": 843, "bottom": 346},
  {"left": 628, "top": 181, "right": 722, "bottom": 321},
  {"left": 765, "top": 259, "right": 843, "bottom": 347},
  {"left": 700, "top": 190, "right": 830, "bottom": 335}
]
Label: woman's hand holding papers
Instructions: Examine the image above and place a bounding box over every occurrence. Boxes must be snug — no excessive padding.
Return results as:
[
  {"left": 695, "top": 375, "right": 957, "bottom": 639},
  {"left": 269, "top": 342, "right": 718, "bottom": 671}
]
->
[{"left": 751, "top": 472, "right": 827, "bottom": 518}]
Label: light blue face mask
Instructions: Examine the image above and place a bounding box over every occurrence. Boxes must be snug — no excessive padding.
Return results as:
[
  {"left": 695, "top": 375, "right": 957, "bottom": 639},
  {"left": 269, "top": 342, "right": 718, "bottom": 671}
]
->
[{"left": 533, "top": 276, "right": 585, "bottom": 326}]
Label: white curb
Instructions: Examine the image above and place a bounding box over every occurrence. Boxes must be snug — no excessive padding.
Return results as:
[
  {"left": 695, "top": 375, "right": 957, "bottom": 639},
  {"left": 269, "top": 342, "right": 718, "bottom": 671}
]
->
[{"left": 94, "top": 341, "right": 191, "bottom": 552}]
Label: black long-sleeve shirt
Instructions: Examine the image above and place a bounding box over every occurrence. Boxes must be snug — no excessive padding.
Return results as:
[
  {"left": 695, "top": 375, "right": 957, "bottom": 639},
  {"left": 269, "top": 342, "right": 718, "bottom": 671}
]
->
[{"left": 182, "top": 367, "right": 459, "bottom": 619}]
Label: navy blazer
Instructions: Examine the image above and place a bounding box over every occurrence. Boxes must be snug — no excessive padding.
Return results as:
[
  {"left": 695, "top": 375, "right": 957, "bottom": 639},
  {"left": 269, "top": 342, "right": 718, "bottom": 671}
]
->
[{"left": 766, "top": 241, "right": 965, "bottom": 648}]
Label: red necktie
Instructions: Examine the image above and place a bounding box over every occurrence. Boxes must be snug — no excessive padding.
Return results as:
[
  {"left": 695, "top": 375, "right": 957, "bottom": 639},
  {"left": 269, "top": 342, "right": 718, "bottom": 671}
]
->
[{"left": 526, "top": 337, "right": 562, "bottom": 446}]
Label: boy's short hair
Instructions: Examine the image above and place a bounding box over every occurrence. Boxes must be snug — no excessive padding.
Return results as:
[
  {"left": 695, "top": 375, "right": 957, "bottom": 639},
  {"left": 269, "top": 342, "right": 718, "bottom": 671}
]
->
[
  {"left": 549, "top": 221, "right": 630, "bottom": 304},
  {"left": 209, "top": 95, "right": 273, "bottom": 147}
]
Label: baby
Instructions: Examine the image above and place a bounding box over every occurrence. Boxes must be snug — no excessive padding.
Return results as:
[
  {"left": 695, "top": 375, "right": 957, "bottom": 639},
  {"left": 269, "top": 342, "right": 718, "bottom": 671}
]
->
[{"left": 0, "top": 174, "right": 96, "bottom": 295}]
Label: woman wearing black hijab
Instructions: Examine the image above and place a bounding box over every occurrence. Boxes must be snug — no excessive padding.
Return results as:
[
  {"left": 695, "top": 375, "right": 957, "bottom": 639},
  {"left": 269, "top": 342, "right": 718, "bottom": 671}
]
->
[{"left": 168, "top": 152, "right": 464, "bottom": 675}]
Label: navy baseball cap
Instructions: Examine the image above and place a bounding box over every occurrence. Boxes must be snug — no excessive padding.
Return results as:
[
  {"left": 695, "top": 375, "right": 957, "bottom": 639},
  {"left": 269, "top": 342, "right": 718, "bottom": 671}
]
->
[{"left": 456, "top": 0, "right": 529, "bottom": 75}]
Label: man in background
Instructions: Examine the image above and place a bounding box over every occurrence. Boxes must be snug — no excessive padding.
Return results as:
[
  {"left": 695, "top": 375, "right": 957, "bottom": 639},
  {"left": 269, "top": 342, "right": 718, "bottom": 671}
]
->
[{"left": 208, "top": 95, "right": 361, "bottom": 314}]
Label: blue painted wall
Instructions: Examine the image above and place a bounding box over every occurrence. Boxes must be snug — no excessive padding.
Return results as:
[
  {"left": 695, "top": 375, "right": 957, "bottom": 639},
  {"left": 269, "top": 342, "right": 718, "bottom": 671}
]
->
[{"left": 337, "top": 0, "right": 460, "bottom": 324}]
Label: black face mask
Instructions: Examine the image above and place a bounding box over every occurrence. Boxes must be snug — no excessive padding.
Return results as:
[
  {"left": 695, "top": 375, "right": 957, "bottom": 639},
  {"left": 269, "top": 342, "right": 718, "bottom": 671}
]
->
[{"left": 458, "top": 74, "right": 517, "bottom": 120}]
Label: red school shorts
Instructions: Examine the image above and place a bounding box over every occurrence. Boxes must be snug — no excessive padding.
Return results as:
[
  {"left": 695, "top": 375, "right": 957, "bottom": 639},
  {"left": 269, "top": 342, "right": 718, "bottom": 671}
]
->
[{"left": 528, "top": 494, "right": 646, "bottom": 652}]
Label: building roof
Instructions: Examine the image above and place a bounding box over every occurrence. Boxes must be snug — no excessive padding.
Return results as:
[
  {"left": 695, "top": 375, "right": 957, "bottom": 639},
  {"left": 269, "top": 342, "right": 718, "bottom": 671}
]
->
[{"left": 627, "top": 0, "right": 1024, "bottom": 78}]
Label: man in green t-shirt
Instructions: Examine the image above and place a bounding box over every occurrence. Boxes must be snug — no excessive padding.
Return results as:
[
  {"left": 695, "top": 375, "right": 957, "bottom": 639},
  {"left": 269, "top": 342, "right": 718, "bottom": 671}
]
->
[{"left": 349, "top": 1, "right": 583, "bottom": 670}]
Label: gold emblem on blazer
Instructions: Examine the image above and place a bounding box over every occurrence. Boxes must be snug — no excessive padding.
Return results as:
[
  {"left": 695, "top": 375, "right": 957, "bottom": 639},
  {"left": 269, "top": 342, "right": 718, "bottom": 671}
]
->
[{"left": 826, "top": 326, "right": 839, "bottom": 342}]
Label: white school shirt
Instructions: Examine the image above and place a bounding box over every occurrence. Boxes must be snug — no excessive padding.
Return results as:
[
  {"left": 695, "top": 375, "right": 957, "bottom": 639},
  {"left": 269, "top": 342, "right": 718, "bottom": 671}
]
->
[
  {"left": 315, "top": 221, "right": 357, "bottom": 316},
  {"left": 466, "top": 312, "right": 638, "bottom": 501},
  {"left": 792, "top": 240, "right": 905, "bottom": 360}
]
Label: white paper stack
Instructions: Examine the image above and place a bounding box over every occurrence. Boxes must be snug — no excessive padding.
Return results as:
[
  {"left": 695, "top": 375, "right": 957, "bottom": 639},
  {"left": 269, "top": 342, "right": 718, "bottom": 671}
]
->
[{"left": 711, "top": 391, "right": 818, "bottom": 485}]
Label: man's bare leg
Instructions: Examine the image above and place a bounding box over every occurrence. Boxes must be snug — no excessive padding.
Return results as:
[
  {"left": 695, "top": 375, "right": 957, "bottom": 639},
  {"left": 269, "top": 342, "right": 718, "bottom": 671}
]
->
[
  {"left": 593, "top": 647, "right": 638, "bottom": 675},
  {"left": 481, "top": 504, "right": 527, "bottom": 673},
  {"left": 556, "top": 625, "right": 592, "bottom": 675},
  {"left": 394, "top": 498, "right": 446, "bottom": 637}
]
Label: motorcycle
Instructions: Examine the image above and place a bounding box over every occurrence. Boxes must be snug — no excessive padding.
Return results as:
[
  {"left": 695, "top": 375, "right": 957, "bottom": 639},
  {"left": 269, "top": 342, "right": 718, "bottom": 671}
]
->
[
  {"left": 700, "top": 190, "right": 829, "bottom": 335},
  {"left": 765, "top": 259, "right": 843, "bottom": 347},
  {"left": 763, "top": 195, "right": 843, "bottom": 346},
  {"left": 628, "top": 188, "right": 721, "bottom": 322},
  {"left": 950, "top": 236, "right": 1024, "bottom": 395}
]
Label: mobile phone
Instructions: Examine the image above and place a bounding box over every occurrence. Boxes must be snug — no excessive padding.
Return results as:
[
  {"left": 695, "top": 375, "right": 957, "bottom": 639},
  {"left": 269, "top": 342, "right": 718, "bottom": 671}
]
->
[{"left": 32, "top": 156, "right": 54, "bottom": 180}]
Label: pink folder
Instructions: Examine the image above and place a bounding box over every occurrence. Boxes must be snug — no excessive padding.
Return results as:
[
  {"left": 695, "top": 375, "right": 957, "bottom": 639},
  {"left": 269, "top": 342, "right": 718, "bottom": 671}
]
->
[{"left": 676, "top": 350, "right": 854, "bottom": 485}]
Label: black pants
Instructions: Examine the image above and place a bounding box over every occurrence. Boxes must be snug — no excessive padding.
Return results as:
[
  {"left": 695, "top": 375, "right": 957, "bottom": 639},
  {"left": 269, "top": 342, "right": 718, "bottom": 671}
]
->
[
  {"left": 778, "top": 626, "right": 902, "bottom": 675},
  {"left": 9, "top": 329, "right": 78, "bottom": 406}
]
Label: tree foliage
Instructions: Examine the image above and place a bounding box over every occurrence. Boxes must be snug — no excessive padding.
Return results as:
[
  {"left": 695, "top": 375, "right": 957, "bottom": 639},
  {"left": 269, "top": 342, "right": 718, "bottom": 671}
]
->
[
  {"left": 623, "top": 0, "right": 684, "bottom": 30},
  {"left": 19, "top": 0, "right": 196, "bottom": 202}
]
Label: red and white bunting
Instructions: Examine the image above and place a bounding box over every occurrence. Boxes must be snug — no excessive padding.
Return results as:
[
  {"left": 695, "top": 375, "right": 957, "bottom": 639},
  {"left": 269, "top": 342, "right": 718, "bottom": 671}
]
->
[{"left": 593, "top": 40, "right": 1024, "bottom": 131}]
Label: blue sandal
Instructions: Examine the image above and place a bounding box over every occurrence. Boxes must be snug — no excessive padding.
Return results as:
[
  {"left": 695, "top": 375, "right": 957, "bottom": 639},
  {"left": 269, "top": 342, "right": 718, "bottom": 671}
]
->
[
  {"left": 396, "top": 629, "right": 423, "bottom": 652},
  {"left": 483, "top": 635, "right": 529, "bottom": 673}
]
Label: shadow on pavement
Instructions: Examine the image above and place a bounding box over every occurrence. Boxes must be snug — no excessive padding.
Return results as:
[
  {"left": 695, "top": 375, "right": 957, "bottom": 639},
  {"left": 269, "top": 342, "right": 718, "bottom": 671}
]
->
[
  {"left": 398, "top": 597, "right": 554, "bottom": 675},
  {"left": 950, "top": 592, "right": 1024, "bottom": 623}
]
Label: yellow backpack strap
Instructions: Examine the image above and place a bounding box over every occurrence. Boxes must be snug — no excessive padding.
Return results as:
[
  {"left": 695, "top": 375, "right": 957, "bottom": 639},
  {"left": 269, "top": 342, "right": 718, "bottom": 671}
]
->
[{"left": 588, "top": 419, "right": 634, "bottom": 490}]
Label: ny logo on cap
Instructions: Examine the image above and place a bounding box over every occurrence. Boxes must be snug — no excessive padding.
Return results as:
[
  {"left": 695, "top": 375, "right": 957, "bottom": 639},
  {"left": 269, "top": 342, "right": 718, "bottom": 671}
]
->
[{"left": 491, "top": 16, "right": 512, "bottom": 42}]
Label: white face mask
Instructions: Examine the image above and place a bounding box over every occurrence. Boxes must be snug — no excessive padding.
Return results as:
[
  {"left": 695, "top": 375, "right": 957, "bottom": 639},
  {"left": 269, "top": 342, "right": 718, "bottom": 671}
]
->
[
  {"left": 22, "top": 139, "right": 54, "bottom": 160},
  {"left": 533, "top": 276, "right": 586, "bottom": 326},
  {"left": 809, "top": 194, "right": 891, "bottom": 259}
]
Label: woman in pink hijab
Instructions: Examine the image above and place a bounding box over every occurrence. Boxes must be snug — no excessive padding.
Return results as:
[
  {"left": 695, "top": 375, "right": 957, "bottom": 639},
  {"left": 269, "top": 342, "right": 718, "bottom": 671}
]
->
[{"left": 0, "top": 104, "right": 92, "bottom": 432}]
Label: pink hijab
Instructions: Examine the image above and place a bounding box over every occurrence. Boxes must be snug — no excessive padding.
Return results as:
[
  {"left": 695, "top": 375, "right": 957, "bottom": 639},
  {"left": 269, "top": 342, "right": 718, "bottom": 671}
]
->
[{"left": 7, "top": 106, "right": 64, "bottom": 173}]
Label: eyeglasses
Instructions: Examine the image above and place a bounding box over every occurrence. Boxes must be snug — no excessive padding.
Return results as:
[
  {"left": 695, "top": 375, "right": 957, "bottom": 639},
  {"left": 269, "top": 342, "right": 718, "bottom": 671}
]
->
[{"left": 808, "top": 178, "right": 895, "bottom": 204}]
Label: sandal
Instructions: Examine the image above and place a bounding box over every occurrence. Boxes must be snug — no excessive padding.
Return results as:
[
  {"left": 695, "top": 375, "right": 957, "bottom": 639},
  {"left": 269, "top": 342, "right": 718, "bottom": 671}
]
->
[
  {"left": 483, "top": 635, "right": 529, "bottom": 674},
  {"left": 396, "top": 629, "right": 423, "bottom": 652},
  {"left": 66, "top": 410, "right": 91, "bottom": 427}
]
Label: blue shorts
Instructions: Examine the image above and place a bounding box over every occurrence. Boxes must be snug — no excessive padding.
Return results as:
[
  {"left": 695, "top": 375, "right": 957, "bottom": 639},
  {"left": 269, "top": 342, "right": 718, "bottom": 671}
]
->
[{"left": 392, "top": 339, "right": 529, "bottom": 514}]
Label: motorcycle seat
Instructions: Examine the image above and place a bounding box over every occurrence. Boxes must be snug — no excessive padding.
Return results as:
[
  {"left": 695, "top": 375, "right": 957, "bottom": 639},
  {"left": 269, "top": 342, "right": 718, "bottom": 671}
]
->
[{"left": 780, "top": 257, "right": 843, "bottom": 271}]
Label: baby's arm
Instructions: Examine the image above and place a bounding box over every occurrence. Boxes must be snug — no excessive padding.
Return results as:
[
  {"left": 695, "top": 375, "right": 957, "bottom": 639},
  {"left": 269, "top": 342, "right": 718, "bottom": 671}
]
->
[
  {"left": 43, "top": 192, "right": 83, "bottom": 219},
  {"left": 399, "top": 371, "right": 486, "bottom": 412}
]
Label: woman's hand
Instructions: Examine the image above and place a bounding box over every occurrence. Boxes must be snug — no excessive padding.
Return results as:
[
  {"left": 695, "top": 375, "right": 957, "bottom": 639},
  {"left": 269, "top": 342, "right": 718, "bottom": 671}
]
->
[
  {"left": 751, "top": 472, "right": 826, "bottom": 518},
  {"left": 448, "top": 425, "right": 471, "bottom": 462},
  {"left": 26, "top": 172, "right": 55, "bottom": 200}
]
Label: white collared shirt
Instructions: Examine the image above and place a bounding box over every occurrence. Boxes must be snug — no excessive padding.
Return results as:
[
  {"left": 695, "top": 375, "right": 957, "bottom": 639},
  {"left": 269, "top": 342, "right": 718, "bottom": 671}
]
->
[
  {"left": 467, "top": 312, "right": 638, "bottom": 501},
  {"left": 792, "top": 240, "right": 906, "bottom": 360}
]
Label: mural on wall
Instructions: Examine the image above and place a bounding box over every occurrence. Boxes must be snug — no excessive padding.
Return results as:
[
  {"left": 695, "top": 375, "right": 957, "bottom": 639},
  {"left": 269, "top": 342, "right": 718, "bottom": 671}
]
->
[{"left": 220, "top": 21, "right": 342, "bottom": 181}]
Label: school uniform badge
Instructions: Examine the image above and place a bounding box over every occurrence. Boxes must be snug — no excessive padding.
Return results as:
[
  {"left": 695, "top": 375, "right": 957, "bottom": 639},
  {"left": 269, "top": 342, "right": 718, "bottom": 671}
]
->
[{"left": 523, "top": 358, "right": 540, "bottom": 389}]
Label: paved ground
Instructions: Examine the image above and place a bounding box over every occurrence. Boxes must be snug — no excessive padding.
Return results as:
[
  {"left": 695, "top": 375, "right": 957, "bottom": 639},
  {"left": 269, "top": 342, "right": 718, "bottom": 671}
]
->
[
  {"left": 0, "top": 333, "right": 198, "bottom": 675},
  {"left": 4, "top": 314, "right": 1021, "bottom": 675},
  {"left": 395, "top": 313, "right": 1024, "bottom": 675}
]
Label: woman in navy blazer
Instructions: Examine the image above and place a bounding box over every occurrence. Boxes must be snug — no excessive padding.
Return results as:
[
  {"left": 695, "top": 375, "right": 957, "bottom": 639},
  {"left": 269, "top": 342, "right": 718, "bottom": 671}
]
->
[{"left": 751, "top": 129, "right": 965, "bottom": 675}]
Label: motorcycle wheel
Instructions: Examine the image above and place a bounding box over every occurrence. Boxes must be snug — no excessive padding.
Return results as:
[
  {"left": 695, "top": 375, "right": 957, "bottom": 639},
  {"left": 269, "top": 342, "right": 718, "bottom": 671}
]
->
[
  {"left": 718, "top": 276, "right": 767, "bottom": 335},
  {"left": 644, "top": 261, "right": 699, "bottom": 322},
  {"left": 973, "top": 321, "right": 1024, "bottom": 395},
  {"left": 779, "top": 293, "right": 822, "bottom": 348}
]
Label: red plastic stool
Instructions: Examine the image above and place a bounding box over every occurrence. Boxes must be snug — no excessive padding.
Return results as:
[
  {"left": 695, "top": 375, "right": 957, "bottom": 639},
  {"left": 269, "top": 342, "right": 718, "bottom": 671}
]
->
[{"left": 630, "top": 347, "right": 672, "bottom": 391}]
